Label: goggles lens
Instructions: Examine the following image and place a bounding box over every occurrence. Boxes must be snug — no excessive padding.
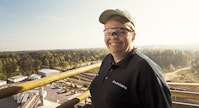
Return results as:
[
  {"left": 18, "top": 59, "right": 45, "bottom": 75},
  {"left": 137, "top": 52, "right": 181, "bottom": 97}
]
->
[{"left": 104, "top": 27, "right": 134, "bottom": 37}]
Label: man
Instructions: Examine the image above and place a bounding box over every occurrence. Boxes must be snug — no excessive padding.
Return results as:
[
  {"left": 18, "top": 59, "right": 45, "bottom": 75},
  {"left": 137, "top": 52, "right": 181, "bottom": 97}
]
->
[{"left": 90, "top": 9, "right": 172, "bottom": 108}]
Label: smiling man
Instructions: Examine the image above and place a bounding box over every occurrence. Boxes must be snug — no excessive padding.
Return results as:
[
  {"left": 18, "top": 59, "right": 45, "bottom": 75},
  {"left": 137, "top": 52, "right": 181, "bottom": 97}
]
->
[{"left": 90, "top": 9, "right": 172, "bottom": 108}]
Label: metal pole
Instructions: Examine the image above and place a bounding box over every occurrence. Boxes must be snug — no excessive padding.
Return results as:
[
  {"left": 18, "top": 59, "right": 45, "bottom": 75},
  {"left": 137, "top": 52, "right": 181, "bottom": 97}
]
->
[{"left": 40, "top": 86, "right": 44, "bottom": 106}]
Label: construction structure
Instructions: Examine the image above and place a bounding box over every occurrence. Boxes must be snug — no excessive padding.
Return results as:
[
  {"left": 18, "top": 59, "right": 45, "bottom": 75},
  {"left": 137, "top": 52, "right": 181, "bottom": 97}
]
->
[
  {"left": 7, "top": 75, "right": 28, "bottom": 83},
  {"left": 38, "top": 69, "right": 60, "bottom": 77}
]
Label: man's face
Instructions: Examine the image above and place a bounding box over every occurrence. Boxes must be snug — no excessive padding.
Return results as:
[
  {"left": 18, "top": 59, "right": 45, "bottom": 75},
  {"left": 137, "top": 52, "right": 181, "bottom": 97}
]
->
[{"left": 104, "top": 19, "right": 135, "bottom": 55}]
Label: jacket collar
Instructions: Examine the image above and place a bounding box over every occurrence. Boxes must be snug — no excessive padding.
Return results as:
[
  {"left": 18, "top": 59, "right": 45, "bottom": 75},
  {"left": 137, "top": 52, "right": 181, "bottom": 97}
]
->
[{"left": 108, "top": 48, "right": 137, "bottom": 68}]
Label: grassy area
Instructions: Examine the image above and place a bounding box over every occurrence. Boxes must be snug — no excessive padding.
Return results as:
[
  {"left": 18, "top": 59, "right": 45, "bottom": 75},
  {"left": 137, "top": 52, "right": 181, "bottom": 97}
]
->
[{"left": 171, "top": 69, "right": 199, "bottom": 83}]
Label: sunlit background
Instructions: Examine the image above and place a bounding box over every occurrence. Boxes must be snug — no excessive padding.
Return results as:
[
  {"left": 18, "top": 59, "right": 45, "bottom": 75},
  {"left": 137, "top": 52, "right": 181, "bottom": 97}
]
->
[{"left": 0, "top": 0, "right": 199, "bottom": 51}]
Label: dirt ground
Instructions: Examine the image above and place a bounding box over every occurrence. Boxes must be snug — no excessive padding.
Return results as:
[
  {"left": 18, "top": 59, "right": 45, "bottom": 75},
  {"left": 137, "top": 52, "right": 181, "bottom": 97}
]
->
[
  {"left": 164, "top": 67, "right": 191, "bottom": 81},
  {"left": 44, "top": 85, "right": 69, "bottom": 104},
  {"left": 43, "top": 84, "right": 84, "bottom": 104}
]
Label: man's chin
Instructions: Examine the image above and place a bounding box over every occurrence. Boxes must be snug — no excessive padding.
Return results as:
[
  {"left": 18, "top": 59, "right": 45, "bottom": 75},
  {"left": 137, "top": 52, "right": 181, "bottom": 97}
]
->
[{"left": 110, "top": 50, "right": 123, "bottom": 54}]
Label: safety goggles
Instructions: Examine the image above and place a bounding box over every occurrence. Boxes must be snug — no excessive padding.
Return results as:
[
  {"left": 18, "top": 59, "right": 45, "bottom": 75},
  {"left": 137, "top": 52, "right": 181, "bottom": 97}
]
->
[{"left": 103, "top": 27, "right": 134, "bottom": 37}]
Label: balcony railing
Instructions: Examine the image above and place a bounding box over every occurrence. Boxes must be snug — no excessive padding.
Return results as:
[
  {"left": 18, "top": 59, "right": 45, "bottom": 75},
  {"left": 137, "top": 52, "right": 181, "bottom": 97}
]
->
[{"left": 0, "top": 63, "right": 199, "bottom": 108}]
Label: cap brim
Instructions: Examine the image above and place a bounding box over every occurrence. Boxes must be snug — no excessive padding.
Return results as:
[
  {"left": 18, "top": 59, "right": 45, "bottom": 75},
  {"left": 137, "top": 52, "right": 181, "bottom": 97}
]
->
[{"left": 99, "top": 9, "right": 127, "bottom": 24}]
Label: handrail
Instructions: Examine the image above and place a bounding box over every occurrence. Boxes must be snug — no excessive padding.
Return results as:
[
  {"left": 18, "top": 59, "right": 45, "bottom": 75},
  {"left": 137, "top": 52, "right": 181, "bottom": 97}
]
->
[
  {"left": 168, "top": 82, "right": 199, "bottom": 101},
  {"left": 168, "top": 82, "right": 199, "bottom": 108},
  {"left": 56, "top": 89, "right": 199, "bottom": 108},
  {"left": 56, "top": 82, "right": 199, "bottom": 108},
  {"left": 1, "top": 63, "right": 199, "bottom": 108},
  {"left": 171, "top": 90, "right": 199, "bottom": 100},
  {"left": 173, "top": 102, "right": 199, "bottom": 108},
  {"left": 0, "top": 63, "right": 101, "bottom": 99},
  {"left": 56, "top": 90, "right": 90, "bottom": 108},
  {"left": 168, "top": 82, "right": 199, "bottom": 88}
]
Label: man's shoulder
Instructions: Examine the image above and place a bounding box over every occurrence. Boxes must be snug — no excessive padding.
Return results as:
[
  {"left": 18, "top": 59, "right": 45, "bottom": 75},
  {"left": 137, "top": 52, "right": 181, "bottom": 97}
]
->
[
  {"left": 100, "top": 53, "right": 112, "bottom": 66},
  {"left": 135, "top": 50, "right": 160, "bottom": 68}
]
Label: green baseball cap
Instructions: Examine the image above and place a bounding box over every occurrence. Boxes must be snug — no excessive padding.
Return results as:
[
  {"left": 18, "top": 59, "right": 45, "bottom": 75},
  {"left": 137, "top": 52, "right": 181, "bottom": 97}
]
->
[{"left": 99, "top": 9, "right": 135, "bottom": 28}]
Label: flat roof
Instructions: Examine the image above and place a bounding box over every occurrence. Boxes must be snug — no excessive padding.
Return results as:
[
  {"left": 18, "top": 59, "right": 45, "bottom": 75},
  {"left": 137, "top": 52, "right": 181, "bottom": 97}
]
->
[
  {"left": 8, "top": 75, "right": 27, "bottom": 80},
  {"left": 0, "top": 80, "right": 6, "bottom": 82},
  {"left": 38, "top": 69, "right": 60, "bottom": 73}
]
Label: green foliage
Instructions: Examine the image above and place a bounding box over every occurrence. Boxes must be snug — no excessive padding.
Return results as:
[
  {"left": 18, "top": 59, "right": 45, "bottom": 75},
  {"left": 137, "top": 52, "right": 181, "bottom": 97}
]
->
[
  {"left": 0, "top": 60, "right": 3, "bottom": 73},
  {"left": 0, "top": 48, "right": 108, "bottom": 79},
  {"left": 60, "top": 61, "right": 70, "bottom": 68},
  {"left": 33, "top": 60, "right": 42, "bottom": 71},
  {"left": 0, "top": 72, "right": 7, "bottom": 80},
  {"left": 18, "top": 54, "right": 33, "bottom": 72},
  {"left": 141, "top": 49, "right": 194, "bottom": 72},
  {"left": 1, "top": 48, "right": 196, "bottom": 80},
  {"left": 171, "top": 69, "right": 199, "bottom": 83},
  {"left": 191, "top": 56, "right": 199, "bottom": 73},
  {"left": 43, "top": 59, "right": 49, "bottom": 68}
]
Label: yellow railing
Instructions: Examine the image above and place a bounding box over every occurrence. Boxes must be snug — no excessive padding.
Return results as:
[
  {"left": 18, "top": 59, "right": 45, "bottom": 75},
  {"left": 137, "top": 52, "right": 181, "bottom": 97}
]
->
[
  {"left": 168, "top": 82, "right": 199, "bottom": 100},
  {"left": 168, "top": 82, "right": 199, "bottom": 108},
  {"left": 171, "top": 90, "right": 199, "bottom": 100},
  {"left": 168, "top": 82, "right": 199, "bottom": 88},
  {"left": 0, "top": 63, "right": 199, "bottom": 108},
  {"left": 56, "top": 83, "right": 199, "bottom": 108},
  {"left": 0, "top": 63, "right": 101, "bottom": 99}
]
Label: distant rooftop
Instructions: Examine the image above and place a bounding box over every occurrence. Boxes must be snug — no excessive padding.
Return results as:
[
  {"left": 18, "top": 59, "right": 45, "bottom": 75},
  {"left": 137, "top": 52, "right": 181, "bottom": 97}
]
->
[
  {"left": 7, "top": 75, "right": 28, "bottom": 83},
  {"left": 8, "top": 75, "right": 27, "bottom": 80},
  {"left": 38, "top": 69, "right": 60, "bottom": 73},
  {"left": 38, "top": 69, "right": 60, "bottom": 77}
]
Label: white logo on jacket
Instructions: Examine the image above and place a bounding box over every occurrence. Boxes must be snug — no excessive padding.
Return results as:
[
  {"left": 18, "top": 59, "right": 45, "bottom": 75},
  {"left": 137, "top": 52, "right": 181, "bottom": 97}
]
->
[{"left": 112, "top": 80, "right": 127, "bottom": 90}]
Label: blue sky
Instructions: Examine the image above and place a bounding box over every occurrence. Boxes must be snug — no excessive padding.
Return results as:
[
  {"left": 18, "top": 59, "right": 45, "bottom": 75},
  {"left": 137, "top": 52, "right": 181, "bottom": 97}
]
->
[{"left": 0, "top": 0, "right": 199, "bottom": 51}]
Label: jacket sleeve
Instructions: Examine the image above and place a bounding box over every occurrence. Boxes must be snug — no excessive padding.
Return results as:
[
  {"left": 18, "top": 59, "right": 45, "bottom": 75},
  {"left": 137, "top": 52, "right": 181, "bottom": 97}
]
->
[{"left": 137, "top": 60, "right": 172, "bottom": 108}]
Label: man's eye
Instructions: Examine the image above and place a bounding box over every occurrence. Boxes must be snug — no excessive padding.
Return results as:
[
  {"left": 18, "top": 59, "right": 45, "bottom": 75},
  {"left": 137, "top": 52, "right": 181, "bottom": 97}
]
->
[
  {"left": 118, "top": 31, "right": 126, "bottom": 35},
  {"left": 105, "top": 32, "right": 112, "bottom": 36}
]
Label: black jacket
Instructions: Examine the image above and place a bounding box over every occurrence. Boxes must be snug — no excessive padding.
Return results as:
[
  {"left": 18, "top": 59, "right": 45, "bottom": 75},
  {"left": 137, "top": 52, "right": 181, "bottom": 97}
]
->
[{"left": 90, "top": 49, "right": 172, "bottom": 108}]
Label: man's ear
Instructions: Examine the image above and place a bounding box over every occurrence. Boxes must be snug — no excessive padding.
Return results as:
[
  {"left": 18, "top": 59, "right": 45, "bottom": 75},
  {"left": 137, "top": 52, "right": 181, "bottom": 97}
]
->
[{"left": 132, "top": 32, "right": 136, "bottom": 41}]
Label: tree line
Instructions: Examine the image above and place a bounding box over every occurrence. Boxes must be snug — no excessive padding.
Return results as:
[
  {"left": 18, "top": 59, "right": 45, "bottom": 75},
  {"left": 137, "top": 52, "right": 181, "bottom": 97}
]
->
[
  {"left": 141, "top": 49, "right": 194, "bottom": 72},
  {"left": 191, "top": 51, "right": 199, "bottom": 73},
  {"left": 0, "top": 48, "right": 108, "bottom": 80},
  {"left": 0, "top": 48, "right": 198, "bottom": 80}
]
